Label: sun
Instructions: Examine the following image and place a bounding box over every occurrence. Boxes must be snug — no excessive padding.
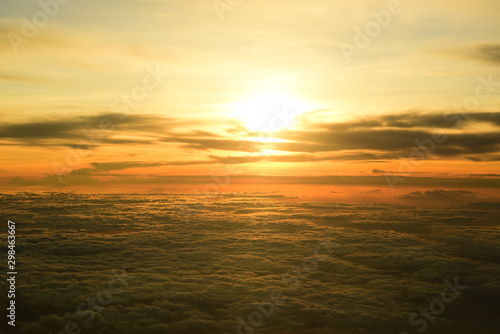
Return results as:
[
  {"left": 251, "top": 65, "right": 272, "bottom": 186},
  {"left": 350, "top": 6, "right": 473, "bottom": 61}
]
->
[{"left": 232, "top": 91, "right": 313, "bottom": 133}]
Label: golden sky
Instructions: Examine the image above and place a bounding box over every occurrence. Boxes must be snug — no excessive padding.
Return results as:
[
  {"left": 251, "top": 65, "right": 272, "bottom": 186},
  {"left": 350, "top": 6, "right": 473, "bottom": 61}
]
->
[{"left": 1, "top": 0, "right": 500, "bottom": 186}]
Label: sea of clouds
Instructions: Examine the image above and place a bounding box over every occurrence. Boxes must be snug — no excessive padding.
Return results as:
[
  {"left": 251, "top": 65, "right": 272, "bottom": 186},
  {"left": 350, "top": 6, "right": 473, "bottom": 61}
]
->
[{"left": 0, "top": 191, "right": 499, "bottom": 334}]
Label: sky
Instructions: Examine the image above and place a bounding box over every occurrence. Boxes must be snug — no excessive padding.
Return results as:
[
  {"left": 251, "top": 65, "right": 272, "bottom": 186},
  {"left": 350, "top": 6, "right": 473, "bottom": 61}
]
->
[
  {"left": 1, "top": 0, "right": 500, "bottom": 188},
  {"left": 1, "top": 3, "right": 500, "bottom": 333}
]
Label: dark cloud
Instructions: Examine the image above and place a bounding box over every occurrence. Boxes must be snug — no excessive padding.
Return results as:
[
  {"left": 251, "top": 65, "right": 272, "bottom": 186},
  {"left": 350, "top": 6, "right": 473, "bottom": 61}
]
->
[
  {"left": 371, "top": 169, "right": 386, "bottom": 174},
  {"left": 465, "top": 156, "right": 484, "bottom": 162},
  {"left": 474, "top": 43, "right": 500, "bottom": 65},
  {"left": 306, "top": 112, "right": 500, "bottom": 130},
  {"left": 2, "top": 111, "right": 500, "bottom": 161},
  {"left": 273, "top": 127, "right": 500, "bottom": 156},
  {"left": 459, "top": 202, "right": 500, "bottom": 210},
  {"left": 158, "top": 111, "right": 500, "bottom": 159},
  {"left": 0, "top": 113, "right": 197, "bottom": 147},
  {"left": 90, "top": 160, "right": 216, "bottom": 171},
  {"left": 360, "top": 189, "right": 382, "bottom": 194},
  {"left": 92, "top": 161, "right": 167, "bottom": 171},
  {"left": 371, "top": 169, "right": 428, "bottom": 175},
  {"left": 397, "top": 189, "right": 480, "bottom": 201}
]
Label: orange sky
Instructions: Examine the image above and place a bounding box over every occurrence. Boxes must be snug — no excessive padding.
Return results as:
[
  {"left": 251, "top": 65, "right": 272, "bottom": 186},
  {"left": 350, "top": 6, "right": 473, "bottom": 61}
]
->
[{"left": 1, "top": 0, "right": 500, "bottom": 189}]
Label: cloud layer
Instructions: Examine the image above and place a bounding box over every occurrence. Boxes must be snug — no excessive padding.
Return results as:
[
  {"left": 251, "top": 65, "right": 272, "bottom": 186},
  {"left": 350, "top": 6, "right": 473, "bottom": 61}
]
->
[
  {"left": 2, "top": 111, "right": 500, "bottom": 166},
  {"left": 1, "top": 191, "right": 499, "bottom": 334}
]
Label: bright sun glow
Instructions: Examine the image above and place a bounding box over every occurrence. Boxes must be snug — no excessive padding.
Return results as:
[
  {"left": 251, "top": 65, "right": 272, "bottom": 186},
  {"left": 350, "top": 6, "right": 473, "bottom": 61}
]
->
[{"left": 232, "top": 92, "right": 313, "bottom": 132}]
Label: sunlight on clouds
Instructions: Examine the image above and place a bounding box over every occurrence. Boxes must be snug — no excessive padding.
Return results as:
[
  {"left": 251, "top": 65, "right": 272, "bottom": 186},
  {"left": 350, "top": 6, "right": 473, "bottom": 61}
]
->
[{"left": 247, "top": 137, "right": 290, "bottom": 143}]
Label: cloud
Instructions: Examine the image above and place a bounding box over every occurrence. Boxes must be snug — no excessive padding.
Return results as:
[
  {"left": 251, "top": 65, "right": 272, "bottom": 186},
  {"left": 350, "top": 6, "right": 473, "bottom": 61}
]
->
[
  {"left": 360, "top": 189, "right": 382, "bottom": 194},
  {"left": 473, "top": 43, "right": 500, "bottom": 65},
  {"left": 300, "top": 112, "right": 500, "bottom": 130},
  {"left": 275, "top": 127, "right": 500, "bottom": 155},
  {"left": 91, "top": 161, "right": 167, "bottom": 171},
  {"left": 8, "top": 173, "right": 98, "bottom": 186},
  {"left": 371, "top": 169, "right": 386, "bottom": 174},
  {"left": 371, "top": 169, "right": 429, "bottom": 175},
  {"left": 396, "top": 189, "right": 480, "bottom": 201},
  {"left": 90, "top": 160, "right": 217, "bottom": 171},
  {"left": 8, "top": 171, "right": 500, "bottom": 189},
  {"left": 207, "top": 152, "right": 397, "bottom": 164},
  {"left": 266, "top": 112, "right": 500, "bottom": 161},
  {"left": 2, "top": 111, "right": 500, "bottom": 163},
  {"left": 0, "top": 113, "right": 202, "bottom": 147},
  {"left": 163, "top": 138, "right": 262, "bottom": 153},
  {"left": 459, "top": 202, "right": 500, "bottom": 210},
  {"left": 4, "top": 191, "right": 500, "bottom": 334}
]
